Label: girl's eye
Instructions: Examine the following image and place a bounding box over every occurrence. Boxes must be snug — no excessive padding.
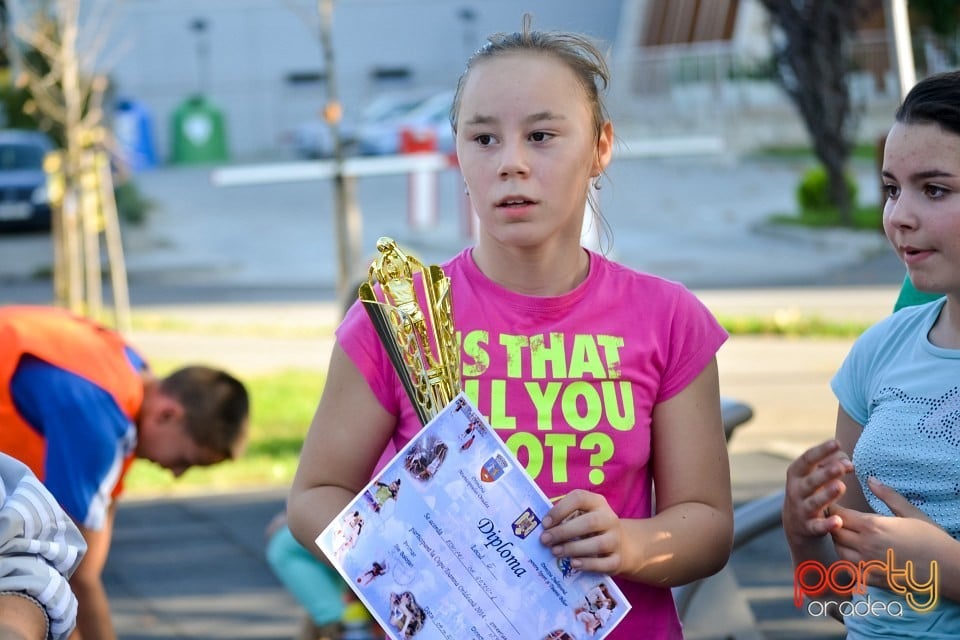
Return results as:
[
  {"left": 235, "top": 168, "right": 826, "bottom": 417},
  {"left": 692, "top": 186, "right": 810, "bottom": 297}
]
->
[
  {"left": 474, "top": 134, "right": 493, "bottom": 146},
  {"left": 924, "top": 184, "right": 947, "bottom": 199},
  {"left": 529, "top": 131, "right": 552, "bottom": 142},
  {"left": 883, "top": 184, "right": 900, "bottom": 200}
]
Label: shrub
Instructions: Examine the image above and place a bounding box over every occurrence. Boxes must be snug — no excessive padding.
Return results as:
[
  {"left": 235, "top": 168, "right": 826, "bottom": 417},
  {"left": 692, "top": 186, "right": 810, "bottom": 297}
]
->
[
  {"left": 796, "top": 164, "right": 859, "bottom": 213},
  {"left": 114, "top": 179, "right": 155, "bottom": 225}
]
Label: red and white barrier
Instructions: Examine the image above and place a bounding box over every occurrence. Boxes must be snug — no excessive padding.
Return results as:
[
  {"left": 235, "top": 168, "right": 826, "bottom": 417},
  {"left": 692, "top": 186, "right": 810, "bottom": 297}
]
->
[{"left": 211, "top": 152, "right": 452, "bottom": 235}]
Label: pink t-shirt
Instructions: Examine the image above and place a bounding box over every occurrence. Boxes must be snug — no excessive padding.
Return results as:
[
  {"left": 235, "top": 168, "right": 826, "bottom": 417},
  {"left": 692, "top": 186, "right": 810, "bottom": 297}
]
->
[{"left": 338, "top": 248, "right": 727, "bottom": 639}]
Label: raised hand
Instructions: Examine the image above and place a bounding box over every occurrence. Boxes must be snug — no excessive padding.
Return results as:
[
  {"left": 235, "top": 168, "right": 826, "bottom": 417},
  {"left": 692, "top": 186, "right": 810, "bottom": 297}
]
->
[{"left": 783, "top": 439, "right": 855, "bottom": 544}]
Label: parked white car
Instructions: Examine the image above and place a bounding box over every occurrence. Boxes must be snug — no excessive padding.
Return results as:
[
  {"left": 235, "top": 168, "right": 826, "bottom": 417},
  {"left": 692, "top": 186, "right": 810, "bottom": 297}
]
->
[
  {"left": 291, "top": 89, "right": 441, "bottom": 159},
  {"left": 354, "top": 90, "right": 455, "bottom": 156}
]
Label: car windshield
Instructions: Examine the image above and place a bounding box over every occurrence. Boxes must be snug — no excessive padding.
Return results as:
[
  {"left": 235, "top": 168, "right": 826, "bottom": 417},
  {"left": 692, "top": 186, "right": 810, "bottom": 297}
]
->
[
  {"left": 0, "top": 143, "right": 46, "bottom": 170},
  {"left": 360, "top": 94, "right": 431, "bottom": 124},
  {"left": 375, "top": 101, "right": 423, "bottom": 121}
]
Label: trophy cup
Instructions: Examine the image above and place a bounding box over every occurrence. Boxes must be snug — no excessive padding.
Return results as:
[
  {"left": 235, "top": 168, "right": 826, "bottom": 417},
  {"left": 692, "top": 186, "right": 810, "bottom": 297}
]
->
[{"left": 359, "top": 237, "right": 460, "bottom": 425}]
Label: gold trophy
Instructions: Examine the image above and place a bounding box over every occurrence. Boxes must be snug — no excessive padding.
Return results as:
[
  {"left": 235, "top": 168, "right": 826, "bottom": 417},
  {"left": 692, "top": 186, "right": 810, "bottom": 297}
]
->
[{"left": 359, "top": 237, "right": 461, "bottom": 425}]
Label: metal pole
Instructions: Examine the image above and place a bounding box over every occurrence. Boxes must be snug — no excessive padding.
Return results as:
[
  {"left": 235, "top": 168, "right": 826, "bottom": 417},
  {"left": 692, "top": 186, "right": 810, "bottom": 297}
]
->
[
  {"left": 881, "top": 1, "right": 915, "bottom": 241},
  {"left": 884, "top": 0, "right": 916, "bottom": 100},
  {"left": 190, "top": 18, "right": 210, "bottom": 97}
]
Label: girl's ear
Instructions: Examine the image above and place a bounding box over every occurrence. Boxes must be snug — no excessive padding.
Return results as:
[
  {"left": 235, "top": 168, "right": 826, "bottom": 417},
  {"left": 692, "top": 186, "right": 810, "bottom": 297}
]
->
[{"left": 594, "top": 120, "right": 614, "bottom": 175}]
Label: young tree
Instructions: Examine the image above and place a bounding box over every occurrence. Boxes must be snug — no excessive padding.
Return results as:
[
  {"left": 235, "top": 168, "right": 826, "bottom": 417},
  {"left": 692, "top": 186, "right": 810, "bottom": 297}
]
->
[
  {"left": 284, "top": 0, "right": 363, "bottom": 315},
  {"left": 758, "top": 0, "right": 875, "bottom": 226},
  {"left": 8, "top": 0, "right": 129, "bottom": 327}
]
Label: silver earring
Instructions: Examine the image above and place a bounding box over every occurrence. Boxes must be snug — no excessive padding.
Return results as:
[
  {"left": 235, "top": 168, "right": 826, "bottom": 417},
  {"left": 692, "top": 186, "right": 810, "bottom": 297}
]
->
[
  {"left": 464, "top": 182, "right": 469, "bottom": 196},
  {"left": 592, "top": 176, "right": 602, "bottom": 190}
]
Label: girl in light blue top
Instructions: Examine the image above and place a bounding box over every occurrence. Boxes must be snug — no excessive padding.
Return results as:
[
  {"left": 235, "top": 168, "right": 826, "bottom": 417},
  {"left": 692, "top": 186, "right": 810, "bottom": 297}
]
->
[{"left": 782, "top": 71, "right": 960, "bottom": 638}]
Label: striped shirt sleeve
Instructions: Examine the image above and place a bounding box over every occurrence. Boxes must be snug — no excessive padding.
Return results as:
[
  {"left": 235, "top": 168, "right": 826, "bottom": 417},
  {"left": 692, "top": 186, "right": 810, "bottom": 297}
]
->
[{"left": 0, "top": 452, "right": 87, "bottom": 640}]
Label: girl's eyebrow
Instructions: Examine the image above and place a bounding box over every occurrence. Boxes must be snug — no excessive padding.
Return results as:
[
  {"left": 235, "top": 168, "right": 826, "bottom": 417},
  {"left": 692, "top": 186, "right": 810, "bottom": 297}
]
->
[
  {"left": 525, "top": 111, "right": 565, "bottom": 124},
  {"left": 462, "top": 111, "right": 566, "bottom": 126},
  {"left": 463, "top": 114, "right": 495, "bottom": 126},
  {"left": 882, "top": 169, "right": 957, "bottom": 181}
]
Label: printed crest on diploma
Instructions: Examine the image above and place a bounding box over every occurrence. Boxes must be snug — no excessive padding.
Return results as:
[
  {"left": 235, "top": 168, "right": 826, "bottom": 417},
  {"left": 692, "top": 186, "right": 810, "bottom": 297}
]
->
[{"left": 316, "top": 393, "right": 630, "bottom": 640}]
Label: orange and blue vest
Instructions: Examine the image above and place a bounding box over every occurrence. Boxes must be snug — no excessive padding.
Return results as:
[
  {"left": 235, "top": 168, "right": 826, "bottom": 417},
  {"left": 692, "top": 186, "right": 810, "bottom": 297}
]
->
[{"left": 0, "top": 305, "right": 144, "bottom": 528}]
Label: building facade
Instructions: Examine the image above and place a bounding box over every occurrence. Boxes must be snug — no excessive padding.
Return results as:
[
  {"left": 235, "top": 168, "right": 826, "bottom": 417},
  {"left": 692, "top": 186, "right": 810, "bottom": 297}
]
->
[{"left": 102, "top": 0, "right": 624, "bottom": 162}]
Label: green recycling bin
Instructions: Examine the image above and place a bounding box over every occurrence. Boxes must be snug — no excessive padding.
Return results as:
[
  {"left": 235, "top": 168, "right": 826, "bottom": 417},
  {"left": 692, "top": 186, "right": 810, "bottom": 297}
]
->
[{"left": 170, "top": 95, "right": 229, "bottom": 164}]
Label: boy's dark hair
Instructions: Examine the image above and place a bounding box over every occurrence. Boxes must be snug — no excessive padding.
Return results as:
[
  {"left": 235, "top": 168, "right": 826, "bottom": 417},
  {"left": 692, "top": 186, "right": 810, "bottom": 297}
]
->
[
  {"left": 161, "top": 365, "right": 249, "bottom": 459},
  {"left": 896, "top": 70, "right": 960, "bottom": 137}
]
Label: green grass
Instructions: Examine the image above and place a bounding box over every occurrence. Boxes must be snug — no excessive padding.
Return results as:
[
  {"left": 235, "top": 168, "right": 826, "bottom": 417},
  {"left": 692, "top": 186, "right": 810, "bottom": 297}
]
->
[
  {"left": 751, "top": 143, "right": 881, "bottom": 162},
  {"left": 120, "top": 312, "right": 870, "bottom": 497},
  {"left": 716, "top": 314, "right": 871, "bottom": 338},
  {"left": 768, "top": 203, "right": 883, "bottom": 231}
]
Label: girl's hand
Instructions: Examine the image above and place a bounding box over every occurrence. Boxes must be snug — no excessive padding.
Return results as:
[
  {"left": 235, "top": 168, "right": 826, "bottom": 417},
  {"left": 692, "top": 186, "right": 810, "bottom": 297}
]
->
[
  {"left": 831, "top": 479, "right": 946, "bottom": 587},
  {"left": 782, "top": 439, "right": 855, "bottom": 544},
  {"left": 540, "top": 489, "right": 624, "bottom": 575},
  {"left": 865, "top": 477, "right": 937, "bottom": 524}
]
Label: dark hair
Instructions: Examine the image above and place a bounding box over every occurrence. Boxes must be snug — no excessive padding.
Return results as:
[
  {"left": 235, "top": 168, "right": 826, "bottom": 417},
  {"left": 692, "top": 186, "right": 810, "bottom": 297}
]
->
[
  {"left": 895, "top": 70, "right": 960, "bottom": 137},
  {"left": 161, "top": 365, "right": 249, "bottom": 459},
  {"left": 450, "top": 13, "right": 611, "bottom": 143}
]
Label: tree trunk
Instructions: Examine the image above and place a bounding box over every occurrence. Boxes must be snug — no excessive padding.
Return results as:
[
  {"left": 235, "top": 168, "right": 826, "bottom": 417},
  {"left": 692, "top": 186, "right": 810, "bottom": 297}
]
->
[
  {"left": 760, "top": 0, "right": 871, "bottom": 226},
  {"left": 317, "top": 0, "right": 364, "bottom": 318}
]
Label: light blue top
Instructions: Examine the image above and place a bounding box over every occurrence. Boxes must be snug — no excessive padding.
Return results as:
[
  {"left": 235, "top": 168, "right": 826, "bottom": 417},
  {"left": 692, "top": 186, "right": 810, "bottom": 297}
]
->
[{"left": 832, "top": 298, "right": 960, "bottom": 636}]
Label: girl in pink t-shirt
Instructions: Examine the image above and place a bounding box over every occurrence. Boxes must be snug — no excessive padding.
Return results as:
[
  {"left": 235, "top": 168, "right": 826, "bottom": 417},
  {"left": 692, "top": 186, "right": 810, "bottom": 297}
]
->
[{"left": 289, "top": 14, "right": 733, "bottom": 639}]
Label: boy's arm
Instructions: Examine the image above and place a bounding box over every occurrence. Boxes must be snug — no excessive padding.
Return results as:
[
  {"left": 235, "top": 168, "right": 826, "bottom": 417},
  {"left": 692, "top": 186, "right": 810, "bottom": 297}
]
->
[{"left": 71, "top": 503, "right": 117, "bottom": 640}]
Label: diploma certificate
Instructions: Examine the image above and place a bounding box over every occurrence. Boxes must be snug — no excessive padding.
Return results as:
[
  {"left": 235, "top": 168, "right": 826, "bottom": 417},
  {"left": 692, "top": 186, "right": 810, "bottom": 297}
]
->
[{"left": 316, "top": 393, "right": 630, "bottom": 640}]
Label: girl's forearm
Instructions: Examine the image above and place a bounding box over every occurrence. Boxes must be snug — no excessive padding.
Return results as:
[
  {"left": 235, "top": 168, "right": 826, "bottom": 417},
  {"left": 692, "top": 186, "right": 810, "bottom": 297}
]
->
[
  {"left": 618, "top": 502, "right": 732, "bottom": 587},
  {"left": 286, "top": 485, "right": 357, "bottom": 564}
]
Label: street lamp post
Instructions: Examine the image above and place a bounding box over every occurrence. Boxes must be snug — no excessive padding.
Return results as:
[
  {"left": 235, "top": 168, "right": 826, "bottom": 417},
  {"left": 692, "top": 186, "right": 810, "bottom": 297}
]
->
[{"left": 884, "top": 0, "right": 916, "bottom": 100}]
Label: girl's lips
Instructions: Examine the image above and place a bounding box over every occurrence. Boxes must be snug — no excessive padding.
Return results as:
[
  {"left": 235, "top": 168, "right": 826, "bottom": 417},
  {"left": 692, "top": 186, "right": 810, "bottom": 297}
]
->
[
  {"left": 495, "top": 197, "right": 538, "bottom": 217},
  {"left": 496, "top": 196, "right": 536, "bottom": 207},
  {"left": 497, "top": 203, "right": 535, "bottom": 218},
  {"left": 902, "top": 247, "right": 934, "bottom": 265}
]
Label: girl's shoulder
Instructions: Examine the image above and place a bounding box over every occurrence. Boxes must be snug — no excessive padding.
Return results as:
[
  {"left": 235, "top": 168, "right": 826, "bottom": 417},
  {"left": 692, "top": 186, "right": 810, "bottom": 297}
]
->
[
  {"left": 858, "top": 297, "right": 945, "bottom": 345},
  {"left": 592, "top": 253, "right": 698, "bottom": 300},
  {"left": 844, "top": 298, "right": 945, "bottom": 370}
]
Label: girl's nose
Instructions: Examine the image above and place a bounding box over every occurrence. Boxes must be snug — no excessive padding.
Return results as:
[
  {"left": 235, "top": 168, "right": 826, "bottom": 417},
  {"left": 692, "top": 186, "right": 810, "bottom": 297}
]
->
[
  {"left": 498, "top": 139, "right": 529, "bottom": 178},
  {"left": 885, "top": 193, "right": 917, "bottom": 230}
]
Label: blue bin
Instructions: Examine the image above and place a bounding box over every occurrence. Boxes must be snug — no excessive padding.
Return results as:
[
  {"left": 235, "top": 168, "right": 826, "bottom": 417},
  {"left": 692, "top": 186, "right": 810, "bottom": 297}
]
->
[{"left": 114, "top": 98, "right": 159, "bottom": 171}]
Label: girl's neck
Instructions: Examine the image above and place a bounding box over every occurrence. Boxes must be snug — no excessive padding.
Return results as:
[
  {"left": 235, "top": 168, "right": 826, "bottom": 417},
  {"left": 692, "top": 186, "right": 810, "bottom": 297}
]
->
[
  {"left": 471, "top": 241, "right": 590, "bottom": 297},
  {"left": 929, "top": 295, "right": 960, "bottom": 349}
]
